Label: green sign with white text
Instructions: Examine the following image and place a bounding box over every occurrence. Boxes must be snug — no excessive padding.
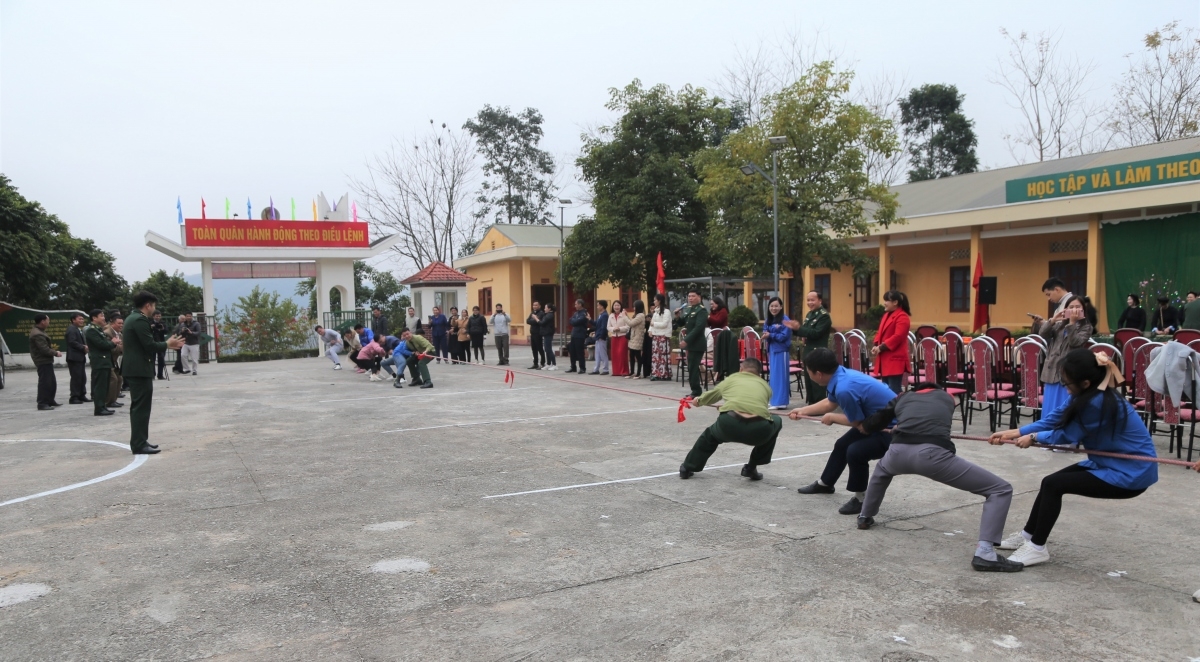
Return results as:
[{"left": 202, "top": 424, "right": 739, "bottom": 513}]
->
[
  {"left": 1005, "top": 151, "right": 1200, "bottom": 203},
  {"left": 0, "top": 302, "right": 84, "bottom": 354}
]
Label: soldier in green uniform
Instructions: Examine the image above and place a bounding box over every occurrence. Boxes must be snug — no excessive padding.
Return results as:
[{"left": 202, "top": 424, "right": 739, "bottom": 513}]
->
[
  {"left": 789, "top": 290, "right": 833, "bottom": 404},
  {"left": 122, "top": 292, "right": 184, "bottom": 454},
  {"left": 84, "top": 309, "right": 118, "bottom": 416},
  {"left": 401, "top": 330, "right": 436, "bottom": 388},
  {"left": 679, "top": 287, "right": 709, "bottom": 398}
]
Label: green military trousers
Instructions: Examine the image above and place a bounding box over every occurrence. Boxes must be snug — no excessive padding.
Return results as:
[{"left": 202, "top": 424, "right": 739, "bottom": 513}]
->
[
  {"left": 683, "top": 412, "right": 783, "bottom": 472},
  {"left": 91, "top": 368, "right": 110, "bottom": 415},
  {"left": 687, "top": 349, "right": 704, "bottom": 397},
  {"left": 126, "top": 376, "right": 154, "bottom": 453}
]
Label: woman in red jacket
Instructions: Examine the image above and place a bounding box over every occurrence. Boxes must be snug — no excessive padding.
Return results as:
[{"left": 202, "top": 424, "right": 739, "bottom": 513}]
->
[{"left": 871, "top": 290, "right": 912, "bottom": 394}]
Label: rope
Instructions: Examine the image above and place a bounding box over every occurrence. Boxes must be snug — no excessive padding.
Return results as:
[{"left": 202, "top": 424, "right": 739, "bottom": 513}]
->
[{"left": 412, "top": 353, "right": 1197, "bottom": 469}]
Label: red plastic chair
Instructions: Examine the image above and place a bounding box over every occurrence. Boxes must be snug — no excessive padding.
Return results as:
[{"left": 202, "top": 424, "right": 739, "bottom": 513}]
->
[
  {"left": 943, "top": 331, "right": 966, "bottom": 385},
  {"left": 831, "top": 332, "right": 846, "bottom": 367},
  {"left": 1113, "top": 328, "right": 1143, "bottom": 349},
  {"left": 915, "top": 325, "right": 938, "bottom": 339},
  {"left": 944, "top": 325, "right": 962, "bottom": 335},
  {"left": 1131, "top": 342, "right": 1163, "bottom": 421},
  {"left": 1174, "top": 329, "right": 1200, "bottom": 345},
  {"left": 845, "top": 332, "right": 868, "bottom": 373},
  {"left": 964, "top": 338, "right": 1018, "bottom": 432},
  {"left": 1122, "top": 336, "right": 1150, "bottom": 402},
  {"left": 1013, "top": 339, "right": 1045, "bottom": 422}
]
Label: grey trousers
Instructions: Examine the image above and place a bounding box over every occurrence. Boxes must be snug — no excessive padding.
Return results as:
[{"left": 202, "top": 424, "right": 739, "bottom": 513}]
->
[
  {"left": 494, "top": 334, "right": 509, "bottom": 364},
  {"left": 594, "top": 338, "right": 610, "bottom": 372},
  {"left": 860, "top": 443, "right": 1013, "bottom": 543}
]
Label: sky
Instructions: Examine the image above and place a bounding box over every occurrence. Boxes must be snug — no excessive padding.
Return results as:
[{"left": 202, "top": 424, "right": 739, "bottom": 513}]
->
[{"left": 2, "top": 0, "right": 1197, "bottom": 283}]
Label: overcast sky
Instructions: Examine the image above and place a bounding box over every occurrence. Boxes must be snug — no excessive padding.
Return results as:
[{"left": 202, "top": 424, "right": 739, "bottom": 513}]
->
[{"left": 3, "top": 0, "right": 1197, "bottom": 281}]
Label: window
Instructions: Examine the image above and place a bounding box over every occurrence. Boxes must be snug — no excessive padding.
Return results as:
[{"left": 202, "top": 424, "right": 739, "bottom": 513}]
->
[
  {"left": 1049, "top": 260, "right": 1087, "bottom": 297},
  {"left": 950, "top": 266, "right": 970, "bottom": 313},
  {"left": 618, "top": 286, "right": 641, "bottom": 311},
  {"left": 478, "top": 287, "right": 492, "bottom": 313},
  {"left": 814, "top": 274, "right": 831, "bottom": 312},
  {"left": 853, "top": 275, "right": 873, "bottom": 328}
]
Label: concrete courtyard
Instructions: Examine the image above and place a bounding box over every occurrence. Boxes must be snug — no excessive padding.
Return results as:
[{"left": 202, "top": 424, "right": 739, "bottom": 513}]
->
[{"left": 1, "top": 348, "right": 1199, "bottom": 661}]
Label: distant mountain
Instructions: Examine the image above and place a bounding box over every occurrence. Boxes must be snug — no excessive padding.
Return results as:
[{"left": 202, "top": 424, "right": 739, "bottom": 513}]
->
[{"left": 183, "top": 274, "right": 309, "bottom": 312}]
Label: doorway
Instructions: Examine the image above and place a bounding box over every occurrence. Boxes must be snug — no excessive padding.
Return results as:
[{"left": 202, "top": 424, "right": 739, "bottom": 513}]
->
[{"left": 854, "top": 274, "right": 874, "bottom": 329}]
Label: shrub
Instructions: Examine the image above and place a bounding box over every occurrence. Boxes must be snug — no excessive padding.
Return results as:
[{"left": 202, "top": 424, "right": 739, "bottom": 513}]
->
[
  {"left": 216, "top": 348, "right": 319, "bottom": 363},
  {"left": 219, "top": 286, "right": 314, "bottom": 356},
  {"left": 862, "top": 304, "right": 885, "bottom": 330},
  {"left": 728, "top": 305, "right": 759, "bottom": 330}
]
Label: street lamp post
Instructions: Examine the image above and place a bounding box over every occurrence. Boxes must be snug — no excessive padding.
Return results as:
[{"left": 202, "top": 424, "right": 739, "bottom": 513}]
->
[
  {"left": 553, "top": 199, "right": 572, "bottom": 356},
  {"left": 741, "top": 135, "right": 787, "bottom": 301}
]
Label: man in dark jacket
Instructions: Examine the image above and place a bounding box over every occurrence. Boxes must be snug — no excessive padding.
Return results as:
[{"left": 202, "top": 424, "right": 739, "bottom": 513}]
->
[
  {"left": 371, "top": 306, "right": 389, "bottom": 339},
  {"left": 123, "top": 291, "right": 184, "bottom": 454},
  {"left": 30, "top": 314, "right": 62, "bottom": 410},
  {"left": 539, "top": 304, "right": 557, "bottom": 370},
  {"left": 85, "top": 309, "right": 118, "bottom": 416},
  {"left": 526, "top": 302, "right": 544, "bottom": 370},
  {"left": 1151, "top": 296, "right": 1181, "bottom": 335},
  {"left": 149, "top": 311, "right": 168, "bottom": 379},
  {"left": 65, "top": 312, "right": 91, "bottom": 403}
]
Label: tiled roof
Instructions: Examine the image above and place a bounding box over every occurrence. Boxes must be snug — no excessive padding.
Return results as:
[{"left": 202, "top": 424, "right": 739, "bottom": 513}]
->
[
  {"left": 489, "top": 223, "right": 573, "bottom": 247},
  {"left": 400, "top": 260, "right": 476, "bottom": 285}
]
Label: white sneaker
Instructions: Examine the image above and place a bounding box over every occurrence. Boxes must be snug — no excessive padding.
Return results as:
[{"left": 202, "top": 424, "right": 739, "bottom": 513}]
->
[
  {"left": 369, "top": 373, "right": 380, "bottom": 382},
  {"left": 1007, "top": 541, "right": 1050, "bottom": 567},
  {"left": 333, "top": 364, "right": 342, "bottom": 370},
  {"left": 998, "top": 531, "right": 1028, "bottom": 550}
]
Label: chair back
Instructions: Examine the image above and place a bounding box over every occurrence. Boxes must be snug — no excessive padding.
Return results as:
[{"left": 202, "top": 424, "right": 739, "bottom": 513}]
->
[
  {"left": 1174, "top": 329, "right": 1200, "bottom": 345},
  {"left": 1113, "top": 328, "right": 1142, "bottom": 349},
  {"left": 846, "top": 333, "right": 868, "bottom": 372},
  {"left": 915, "top": 324, "right": 939, "bottom": 339},
  {"left": 831, "top": 332, "right": 846, "bottom": 366},
  {"left": 985, "top": 326, "right": 1012, "bottom": 347},
  {"left": 1122, "top": 336, "right": 1150, "bottom": 386},
  {"left": 944, "top": 331, "right": 965, "bottom": 382},
  {"left": 1023, "top": 334, "right": 1047, "bottom": 348},
  {"left": 968, "top": 338, "right": 996, "bottom": 402},
  {"left": 1090, "top": 342, "right": 1120, "bottom": 368},
  {"left": 944, "top": 325, "right": 962, "bottom": 335},
  {"left": 918, "top": 337, "right": 941, "bottom": 384},
  {"left": 740, "top": 327, "right": 762, "bottom": 361},
  {"left": 1189, "top": 339, "right": 1200, "bottom": 355},
  {"left": 1132, "top": 342, "right": 1162, "bottom": 403},
  {"left": 1014, "top": 339, "right": 1045, "bottom": 409}
]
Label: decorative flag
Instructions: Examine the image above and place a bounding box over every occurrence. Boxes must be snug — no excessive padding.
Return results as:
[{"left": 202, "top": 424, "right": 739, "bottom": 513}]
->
[
  {"left": 225, "top": 198, "right": 230, "bottom": 219},
  {"left": 270, "top": 196, "right": 276, "bottom": 220},
  {"left": 352, "top": 202, "right": 359, "bottom": 223},
  {"left": 176, "top": 197, "right": 183, "bottom": 225},
  {"left": 656, "top": 251, "right": 666, "bottom": 296},
  {"left": 247, "top": 197, "right": 252, "bottom": 220},
  {"left": 201, "top": 197, "right": 206, "bottom": 219},
  {"left": 290, "top": 198, "right": 296, "bottom": 221},
  {"left": 312, "top": 199, "right": 317, "bottom": 221},
  {"left": 972, "top": 252, "right": 988, "bottom": 333}
]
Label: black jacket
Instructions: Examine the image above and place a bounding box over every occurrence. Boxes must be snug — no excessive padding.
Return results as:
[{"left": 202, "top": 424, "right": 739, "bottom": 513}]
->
[
  {"left": 539, "top": 310, "right": 556, "bottom": 336},
  {"left": 1152, "top": 305, "right": 1180, "bottom": 332},
  {"left": 65, "top": 324, "right": 88, "bottom": 362},
  {"left": 526, "top": 310, "right": 543, "bottom": 337},
  {"left": 467, "top": 313, "right": 489, "bottom": 335},
  {"left": 1117, "top": 306, "right": 1146, "bottom": 332},
  {"left": 569, "top": 310, "right": 592, "bottom": 338},
  {"left": 150, "top": 319, "right": 167, "bottom": 342},
  {"left": 372, "top": 315, "right": 389, "bottom": 339}
]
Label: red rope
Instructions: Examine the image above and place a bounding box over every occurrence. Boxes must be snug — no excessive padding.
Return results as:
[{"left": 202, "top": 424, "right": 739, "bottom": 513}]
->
[{"left": 420, "top": 354, "right": 1196, "bottom": 469}]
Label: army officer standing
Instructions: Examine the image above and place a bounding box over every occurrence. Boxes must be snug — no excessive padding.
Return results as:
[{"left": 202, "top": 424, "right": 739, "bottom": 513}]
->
[{"left": 122, "top": 292, "right": 184, "bottom": 454}]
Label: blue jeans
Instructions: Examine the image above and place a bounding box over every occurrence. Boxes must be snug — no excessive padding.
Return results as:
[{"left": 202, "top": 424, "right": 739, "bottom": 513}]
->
[{"left": 381, "top": 355, "right": 405, "bottom": 378}]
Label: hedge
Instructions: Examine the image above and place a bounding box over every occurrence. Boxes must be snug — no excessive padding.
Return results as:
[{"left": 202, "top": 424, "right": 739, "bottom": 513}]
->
[{"left": 216, "top": 348, "right": 319, "bottom": 363}]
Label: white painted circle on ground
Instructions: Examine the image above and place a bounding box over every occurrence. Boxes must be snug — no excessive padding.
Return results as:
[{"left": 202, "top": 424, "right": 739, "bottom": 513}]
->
[
  {"left": 370, "top": 558, "right": 430, "bottom": 574},
  {"left": 363, "top": 521, "right": 415, "bottom": 532},
  {"left": 0, "top": 583, "right": 51, "bottom": 608},
  {"left": 0, "top": 439, "right": 147, "bottom": 508}
]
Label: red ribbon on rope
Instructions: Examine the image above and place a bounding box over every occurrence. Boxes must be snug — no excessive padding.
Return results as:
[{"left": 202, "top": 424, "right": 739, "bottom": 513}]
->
[
  {"left": 677, "top": 396, "right": 694, "bottom": 422},
  {"left": 504, "top": 369, "right": 515, "bottom": 388}
]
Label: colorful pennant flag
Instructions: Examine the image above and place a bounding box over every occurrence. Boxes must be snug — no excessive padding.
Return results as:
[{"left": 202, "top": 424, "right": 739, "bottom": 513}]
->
[
  {"left": 312, "top": 199, "right": 317, "bottom": 221},
  {"left": 247, "top": 197, "right": 252, "bottom": 220},
  {"left": 352, "top": 201, "right": 358, "bottom": 223},
  {"left": 176, "top": 197, "right": 183, "bottom": 225},
  {"left": 201, "top": 197, "right": 207, "bottom": 220},
  {"left": 225, "top": 198, "right": 230, "bottom": 219},
  {"left": 269, "top": 196, "right": 276, "bottom": 220},
  {"left": 290, "top": 198, "right": 296, "bottom": 221}
]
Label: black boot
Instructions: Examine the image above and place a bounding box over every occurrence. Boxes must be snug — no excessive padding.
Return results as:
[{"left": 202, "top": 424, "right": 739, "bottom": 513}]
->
[{"left": 740, "top": 464, "right": 763, "bottom": 481}]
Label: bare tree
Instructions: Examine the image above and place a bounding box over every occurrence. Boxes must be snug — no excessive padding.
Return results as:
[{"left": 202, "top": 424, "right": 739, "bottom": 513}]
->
[
  {"left": 856, "top": 70, "right": 910, "bottom": 185},
  {"left": 1109, "top": 21, "right": 1200, "bottom": 147},
  {"left": 353, "top": 121, "right": 478, "bottom": 272},
  {"left": 715, "top": 28, "right": 841, "bottom": 125},
  {"left": 992, "top": 28, "right": 1107, "bottom": 163}
]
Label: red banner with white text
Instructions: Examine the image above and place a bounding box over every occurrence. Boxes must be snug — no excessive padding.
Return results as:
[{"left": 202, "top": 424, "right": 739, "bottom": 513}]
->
[{"left": 184, "top": 219, "right": 369, "bottom": 248}]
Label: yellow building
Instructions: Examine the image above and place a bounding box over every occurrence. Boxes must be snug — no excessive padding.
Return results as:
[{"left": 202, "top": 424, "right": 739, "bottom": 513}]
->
[
  {"left": 454, "top": 224, "right": 646, "bottom": 344},
  {"left": 803, "top": 137, "right": 1200, "bottom": 334}
]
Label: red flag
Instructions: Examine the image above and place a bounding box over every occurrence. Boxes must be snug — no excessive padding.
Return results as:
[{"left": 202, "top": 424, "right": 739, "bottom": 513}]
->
[
  {"left": 972, "top": 252, "right": 988, "bottom": 332},
  {"left": 201, "top": 197, "right": 206, "bottom": 219},
  {"left": 656, "top": 251, "right": 666, "bottom": 295}
]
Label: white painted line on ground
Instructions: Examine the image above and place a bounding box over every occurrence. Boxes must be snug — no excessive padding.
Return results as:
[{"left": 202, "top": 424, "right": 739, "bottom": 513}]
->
[
  {"left": 481, "top": 450, "right": 833, "bottom": 500},
  {"left": 318, "top": 386, "right": 540, "bottom": 404},
  {"left": 382, "top": 406, "right": 675, "bottom": 434},
  {"left": 0, "top": 439, "right": 147, "bottom": 508}
]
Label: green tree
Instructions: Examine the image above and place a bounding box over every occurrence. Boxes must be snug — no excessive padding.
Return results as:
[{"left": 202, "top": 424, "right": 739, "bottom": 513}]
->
[
  {"left": 899, "top": 83, "right": 979, "bottom": 181},
  {"left": 563, "top": 81, "right": 734, "bottom": 295},
  {"left": 0, "top": 175, "right": 128, "bottom": 310},
  {"left": 112, "top": 269, "right": 202, "bottom": 317},
  {"left": 697, "top": 62, "right": 901, "bottom": 283},
  {"left": 295, "top": 261, "right": 409, "bottom": 319},
  {"left": 464, "top": 105, "right": 556, "bottom": 225},
  {"left": 221, "top": 286, "right": 311, "bottom": 354}
]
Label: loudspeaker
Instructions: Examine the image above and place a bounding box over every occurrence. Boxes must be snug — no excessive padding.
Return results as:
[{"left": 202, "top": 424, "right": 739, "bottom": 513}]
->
[{"left": 977, "top": 277, "right": 997, "bottom": 305}]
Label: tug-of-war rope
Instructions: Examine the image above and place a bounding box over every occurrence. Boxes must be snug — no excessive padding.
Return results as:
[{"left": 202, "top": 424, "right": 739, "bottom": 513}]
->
[{"left": 412, "top": 353, "right": 1197, "bottom": 469}]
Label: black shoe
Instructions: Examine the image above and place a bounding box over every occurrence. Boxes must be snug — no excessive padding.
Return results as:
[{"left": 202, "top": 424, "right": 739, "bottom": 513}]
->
[
  {"left": 740, "top": 464, "right": 763, "bottom": 481},
  {"left": 838, "top": 496, "right": 863, "bottom": 515},
  {"left": 857, "top": 516, "right": 874, "bottom": 530},
  {"left": 81, "top": 397, "right": 92, "bottom": 402},
  {"left": 94, "top": 409, "right": 114, "bottom": 416},
  {"left": 50, "top": 401, "right": 63, "bottom": 407},
  {"left": 118, "top": 393, "right": 126, "bottom": 398},
  {"left": 565, "top": 368, "right": 577, "bottom": 373},
  {"left": 133, "top": 446, "right": 160, "bottom": 455},
  {"left": 145, "top": 443, "right": 159, "bottom": 450},
  {"left": 529, "top": 365, "right": 539, "bottom": 370},
  {"left": 972, "top": 554, "right": 1024, "bottom": 572},
  {"left": 38, "top": 404, "right": 53, "bottom": 411},
  {"left": 393, "top": 380, "right": 404, "bottom": 389},
  {"left": 109, "top": 401, "right": 124, "bottom": 408},
  {"left": 797, "top": 481, "right": 835, "bottom": 495},
  {"left": 408, "top": 379, "right": 422, "bottom": 386},
  {"left": 679, "top": 463, "right": 694, "bottom": 479},
  {"left": 69, "top": 398, "right": 83, "bottom": 405},
  {"left": 420, "top": 382, "right": 434, "bottom": 389}
]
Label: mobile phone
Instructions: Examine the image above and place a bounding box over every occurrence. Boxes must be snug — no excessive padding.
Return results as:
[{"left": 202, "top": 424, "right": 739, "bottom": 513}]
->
[{"left": 1026, "top": 312, "right": 1040, "bottom": 318}]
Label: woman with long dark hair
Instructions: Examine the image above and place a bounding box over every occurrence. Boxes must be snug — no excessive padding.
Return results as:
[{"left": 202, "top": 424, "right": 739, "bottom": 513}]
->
[
  {"left": 990, "top": 348, "right": 1157, "bottom": 567},
  {"left": 708, "top": 296, "right": 729, "bottom": 330},
  {"left": 539, "top": 304, "right": 557, "bottom": 370},
  {"left": 763, "top": 296, "right": 793, "bottom": 410},
  {"left": 871, "top": 290, "right": 911, "bottom": 394},
  {"left": 447, "top": 307, "right": 462, "bottom": 364},
  {"left": 626, "top": 300, "right": 647, "bottom": 379},
  {"left": 608, "top": 300, "right": 630, "bottom": 377},
  {"left": 1116, "top": 294, "right": 1146, "bottom": 333},
  {"left": 1038, "top": 294, "right": 1096, "bottom": 414},
  {"left": 649, "top": 294, "right": 673, "bottom": 381}
]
